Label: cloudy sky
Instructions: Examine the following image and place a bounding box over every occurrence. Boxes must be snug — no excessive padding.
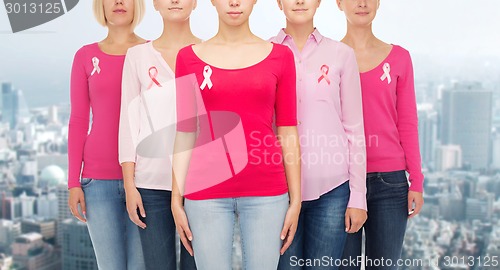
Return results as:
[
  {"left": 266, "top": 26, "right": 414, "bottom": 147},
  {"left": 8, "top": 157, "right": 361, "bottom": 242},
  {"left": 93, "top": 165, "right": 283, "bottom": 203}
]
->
[{"left": 0, "top": 0, "right": 499, "bottom": 106}]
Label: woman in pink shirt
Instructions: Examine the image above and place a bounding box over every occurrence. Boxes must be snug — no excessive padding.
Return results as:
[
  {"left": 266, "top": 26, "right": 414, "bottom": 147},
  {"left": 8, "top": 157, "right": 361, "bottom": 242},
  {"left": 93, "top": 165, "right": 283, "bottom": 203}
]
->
[
  {"left": 119, "top": 0, "right": 200, "bottom": 269},
  {"left": 171, "top": 0, "right": 301, "bottom": 269},
  {"left": 337, "top": 1, "right": 424, "bottom": 269},
  {"left": 67, "top": 0, "right": 146, "bottom": 269},
  {"left": 271, "top": 1, "right": 367, "bottom": 269}
]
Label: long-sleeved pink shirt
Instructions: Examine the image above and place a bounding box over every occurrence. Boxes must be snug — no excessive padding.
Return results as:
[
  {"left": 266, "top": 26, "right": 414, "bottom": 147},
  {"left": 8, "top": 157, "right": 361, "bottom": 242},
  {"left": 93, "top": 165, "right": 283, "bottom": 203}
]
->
[
  {"left": 68, "top": 43, "right": 125, "bottom": 189},
  {"left": 271, "top": 29, "right": 367, "bottom": 210},
  {"left": 361, "top": 45, "right": 424, "bottom": 192},
  {"left": 119, "top": 42, "right": 177, "bottom": 191}
]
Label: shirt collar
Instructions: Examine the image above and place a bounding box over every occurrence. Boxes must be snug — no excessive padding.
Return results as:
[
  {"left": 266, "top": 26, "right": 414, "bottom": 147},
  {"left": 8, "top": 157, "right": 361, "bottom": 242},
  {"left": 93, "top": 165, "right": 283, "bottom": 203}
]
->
[{"left": 275, "top": 28, "right": 324, "bottom": 44}]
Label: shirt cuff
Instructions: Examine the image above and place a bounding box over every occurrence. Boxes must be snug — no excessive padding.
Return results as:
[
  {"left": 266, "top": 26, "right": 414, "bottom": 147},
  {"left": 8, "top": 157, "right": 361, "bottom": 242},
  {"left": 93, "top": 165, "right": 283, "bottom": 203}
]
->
[
  {"left": 67, "top": 179, "right": 81, "bottom": 189},
  {"left": 347, "top": 190, "right": 367, "bottom": 211},
  {"left": 409, "top": 174, "right": 424, "bottom": 193}
]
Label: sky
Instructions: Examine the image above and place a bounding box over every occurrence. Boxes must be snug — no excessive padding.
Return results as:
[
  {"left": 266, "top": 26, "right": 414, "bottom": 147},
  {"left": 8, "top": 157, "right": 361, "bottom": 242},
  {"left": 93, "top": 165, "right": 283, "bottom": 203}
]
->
[{"left": 0, "top": 0, "right": 499, "bottom": 107}]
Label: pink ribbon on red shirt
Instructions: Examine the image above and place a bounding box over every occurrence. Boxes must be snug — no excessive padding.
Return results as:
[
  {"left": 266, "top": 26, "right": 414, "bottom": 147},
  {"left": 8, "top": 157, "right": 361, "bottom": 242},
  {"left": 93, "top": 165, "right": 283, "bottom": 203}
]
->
[
  {"left": 147, "top": 66, "right": 162, "bottom": 89},
  {"left": 317, "top": 65, "right": 331, "bottom": 85}
]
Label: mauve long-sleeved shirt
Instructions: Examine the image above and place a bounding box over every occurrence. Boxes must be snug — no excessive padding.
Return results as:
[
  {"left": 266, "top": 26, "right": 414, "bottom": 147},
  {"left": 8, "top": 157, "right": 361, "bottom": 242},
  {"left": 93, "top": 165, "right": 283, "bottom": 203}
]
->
[
  {"left": 360, "top": 45, "right": 424, "bottom": 192},
  {"left": 68, "top": 43, "right": 125, "bottom": 188}
]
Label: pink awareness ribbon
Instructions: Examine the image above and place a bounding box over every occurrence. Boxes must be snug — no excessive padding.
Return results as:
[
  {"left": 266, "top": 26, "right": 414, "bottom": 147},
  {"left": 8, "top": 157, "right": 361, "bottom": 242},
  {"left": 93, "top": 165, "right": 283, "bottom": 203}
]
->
[
  {"left": 317, "top": 65, "right": 331, "bottom": 85},
  {"left": 147, "top": 66, "right": 162, "bottom": 89}
]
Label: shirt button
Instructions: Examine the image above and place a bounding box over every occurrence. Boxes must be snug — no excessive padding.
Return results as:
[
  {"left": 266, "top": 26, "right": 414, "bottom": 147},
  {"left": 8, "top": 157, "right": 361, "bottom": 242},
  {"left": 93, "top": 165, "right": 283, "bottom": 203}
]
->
[
  {"left": 298, "top": 78, "right": 302, "bottom": 82},
  {"left": 298, "top": 121, "right": 302, "bottom": 125}
]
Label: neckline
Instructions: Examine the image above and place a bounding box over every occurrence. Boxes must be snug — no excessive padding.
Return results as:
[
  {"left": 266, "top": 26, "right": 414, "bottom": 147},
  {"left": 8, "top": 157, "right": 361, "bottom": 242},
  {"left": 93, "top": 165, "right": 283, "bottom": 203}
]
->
[
  {"left": 189, "top": 43, "right": 276, "bottom": 71},
  {"left": 94, "top": 42, "right": 126, "bottom": 57},
  {"left": 360, "top": 45, "right": 395, "bottom": 75},
  {"left": 148, "top": 41, "right": 175, "bottom": 77}
]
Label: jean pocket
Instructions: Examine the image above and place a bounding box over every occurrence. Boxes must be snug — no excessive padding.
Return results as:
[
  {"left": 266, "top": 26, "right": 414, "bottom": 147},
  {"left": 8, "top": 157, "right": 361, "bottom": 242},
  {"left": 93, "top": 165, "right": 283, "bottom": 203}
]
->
[
  {"left": 80, "top": 178, "right": 95, "bottom": 188},
  {"left": 378, "top": 171, "right": 409, "bottom": 188}
]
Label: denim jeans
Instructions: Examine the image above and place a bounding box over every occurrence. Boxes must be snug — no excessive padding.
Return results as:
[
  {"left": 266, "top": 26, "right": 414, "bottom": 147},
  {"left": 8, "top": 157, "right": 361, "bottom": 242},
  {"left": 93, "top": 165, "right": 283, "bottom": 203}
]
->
[
  {"left": 278, "top": 181, "right": 350, "bottom": 270},
  {"left": 137, "top": 188, "right": 197, "bottom": 270},
  {"left": 340, "top": 170, "right": 409, "bottom": 270},
  {"left": 184, "top": 193, "right": 289, "bottom": 270},
  {"left": 81, "top": 179, "right": 146, "bottom": 270}
]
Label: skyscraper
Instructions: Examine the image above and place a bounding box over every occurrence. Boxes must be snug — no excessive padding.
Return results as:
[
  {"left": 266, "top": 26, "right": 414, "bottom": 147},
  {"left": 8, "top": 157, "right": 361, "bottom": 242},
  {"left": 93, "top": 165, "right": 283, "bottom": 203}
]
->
[
  {"left": 418, "top": 103, "right": 438, "bottom": 168},
  {"left": 61, "top": 219, "right": 97, "bottom": 270},
  {"left": 56, "top": 184, "right": 70, "bottom": 246},
  {"left": 1, "top": 82, "right": 30, "bottom": 130},
  {"left": 1, "top": 82, "right": 16, "bottom": 129},
  {"left": 440, "top": 82, "right": 493, "bottom": 169}
]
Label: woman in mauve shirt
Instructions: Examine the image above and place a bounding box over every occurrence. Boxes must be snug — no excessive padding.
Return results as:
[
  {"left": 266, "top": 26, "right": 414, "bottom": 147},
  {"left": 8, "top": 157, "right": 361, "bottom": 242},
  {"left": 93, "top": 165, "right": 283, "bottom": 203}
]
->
[
  {"left": 337, "top": 1, "right": 425, "bottom": 269},
  {"left": 171, "top": 0, "right": 301, "bottom": 269},
  {"left": 67, "top": 0, "right": 146, "bottom": 269},
  {"left": 118, "top": 0, "right": 200, "bottom": 269},
  {"left": 270, "top": 1, "right": 367, "bottom": 269}
]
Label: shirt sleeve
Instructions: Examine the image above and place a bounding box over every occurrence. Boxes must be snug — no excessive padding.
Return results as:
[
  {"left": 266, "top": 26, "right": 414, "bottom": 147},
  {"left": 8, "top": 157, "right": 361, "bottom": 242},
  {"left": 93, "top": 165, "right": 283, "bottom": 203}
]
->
[
  {"left": 396, "top": 49, "right": 424, "bottom": 193},
  {"left": 275, "top": 46, "right": 297, "bottom": 126},
  {"left": 118, "top": 49, "right": 141, "bottom": 164},
  {"left": 67, "top": 48, "right": 89, "bottom": 189},
  {"left": 340, "top": 48, "right": 367, "bottom": 210},
  {"left": 175, "top": 47, "right": 199, "bottom": 133}
]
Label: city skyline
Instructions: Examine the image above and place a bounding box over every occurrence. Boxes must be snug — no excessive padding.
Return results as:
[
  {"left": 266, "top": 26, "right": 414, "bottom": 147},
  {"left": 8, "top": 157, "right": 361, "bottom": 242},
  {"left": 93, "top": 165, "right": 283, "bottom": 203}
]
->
[
  {"left": 1, "top": 1, "right": 500, "bottom": 269},
  {"left": 1, "top": 0, "right": 500, "bottom": 107}
]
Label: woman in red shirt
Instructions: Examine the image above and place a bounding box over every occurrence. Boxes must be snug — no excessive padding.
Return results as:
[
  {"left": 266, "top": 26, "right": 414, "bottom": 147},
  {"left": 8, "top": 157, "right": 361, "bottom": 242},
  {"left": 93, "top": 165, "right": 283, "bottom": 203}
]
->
[{"left": 171, "top": 0, "right": 301, "bottom": 269}]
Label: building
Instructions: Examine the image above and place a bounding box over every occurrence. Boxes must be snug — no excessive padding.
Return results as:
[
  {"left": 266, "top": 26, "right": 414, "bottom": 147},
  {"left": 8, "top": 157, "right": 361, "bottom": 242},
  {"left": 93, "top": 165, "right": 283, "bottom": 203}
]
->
[
  {"left": 435, "top": 145, "right": 462, "bottom": 171},
  {"left": 11, "top": 232, "right": 60, "bottom": 270},
  {"left": 1, "top": 83, "right": 29, "bottom": 130},
  {"left": 465, "top": 195, "right": 494, "bottom": 222},
  {"left": 21, "top": 218, "right": 56, "bottom": 242},
  {"left": 0, "top": 253, "right": 13, "bottom": 270},
  {"left": 37, "top": 193, "right": 58, "bottom": 219},
  {"left": 440, "top": 82, "right": 493, "bottom": 169},
  {"left": 0, "top": 219, "right": 21, "bottom": 253},
  {"left": 1, "top": 196, "right": 21, "bottom": 220},
  {"left": 56, "top": 184, "right": 70, "bottom": 246},
  {"left": 19, "top": 192, "right": 35, "bottom": 218},
  {"left": 492, "top": 131, "right": 500, "bottom": 169},
  {"left": 61, "top": 219, "right": 97, "bottom": 270},
  {"left": 38, "top": 165, "right": 65, "bottom": 192},
  {"left": 418, "top": 103, "right": 438, "bottom": 168}
]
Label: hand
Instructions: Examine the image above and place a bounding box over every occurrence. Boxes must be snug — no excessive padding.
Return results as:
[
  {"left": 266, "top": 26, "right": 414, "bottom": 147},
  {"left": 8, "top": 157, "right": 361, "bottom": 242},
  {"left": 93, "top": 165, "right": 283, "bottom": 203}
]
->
[
  {"left": 344, "top": 208, "right": 367, "bottom": 233},
  {"left": 68, "top": 187, "right": 87, "bottom": 222},
  {"left": 280, "top": 202, "right": 301, "bottom": 255},
  {"left": 125, "top": 187, "right": 147, "bottom": 229},
  {"left": 408, "top": 191, "right": 424, "bottom": 218},
  {"left": 172, "top": 203, "right": 194, "bottom": 256}
]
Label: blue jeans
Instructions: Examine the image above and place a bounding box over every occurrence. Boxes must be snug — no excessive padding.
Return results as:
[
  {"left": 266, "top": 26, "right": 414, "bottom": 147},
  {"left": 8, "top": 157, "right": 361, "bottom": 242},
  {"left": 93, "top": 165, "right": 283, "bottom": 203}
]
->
[
  {"left": 340, "top": 171, "right": 409, "bottom": 270},
  {"left": 137, "top": 188, "right": 197, "bottom": 270},
  {"left": 81, "top": 179, "right": 146, "bottom": 270},
  {"left": 184, "top": 193, "right": 289, "bottom": 270},
  {"left": 278, "top": 181, "right": 350, "bottom": 270}
]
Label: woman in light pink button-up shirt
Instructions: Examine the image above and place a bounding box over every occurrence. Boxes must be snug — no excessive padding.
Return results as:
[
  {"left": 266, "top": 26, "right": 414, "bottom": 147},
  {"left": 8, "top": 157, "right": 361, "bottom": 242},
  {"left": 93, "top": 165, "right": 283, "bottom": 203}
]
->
[{"left": 272, "top": 1, "right": 367, "bottom": 269}]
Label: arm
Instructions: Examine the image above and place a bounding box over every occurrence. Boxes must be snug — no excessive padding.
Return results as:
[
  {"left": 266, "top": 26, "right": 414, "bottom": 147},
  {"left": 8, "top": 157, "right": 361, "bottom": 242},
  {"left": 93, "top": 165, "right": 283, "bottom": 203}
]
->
[
  {"left": 395, "top": 49, "right": 424, "bottom": 217},
  {"left": 171, "top": 131, "right": 197, "bottom": 256},
  {"left": 171, "top": 49, "right": 198, "bottom": 256},
  {"left": 277, "top": 126, "right": 301, "bottom": 255},
  {"left": 275, "top": 47, "right": 301, "bottom": 254},
  {"left": 67, "top": 48, "right": 89, "bottom": 222},
  {"left": 119, "top": 49, "right": 146, "bottom": 228},
  {"left": 340, "top": 48, "right": 368, "bottom": 232}
]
